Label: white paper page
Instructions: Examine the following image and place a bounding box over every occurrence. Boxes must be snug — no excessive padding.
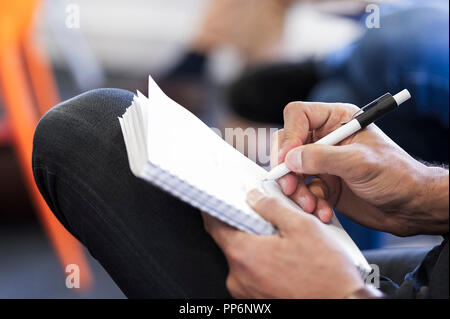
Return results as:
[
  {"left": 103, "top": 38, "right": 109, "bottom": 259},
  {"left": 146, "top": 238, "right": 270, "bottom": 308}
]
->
[{"left": 145, "top": 77, "right": 269, "bottom": 221}]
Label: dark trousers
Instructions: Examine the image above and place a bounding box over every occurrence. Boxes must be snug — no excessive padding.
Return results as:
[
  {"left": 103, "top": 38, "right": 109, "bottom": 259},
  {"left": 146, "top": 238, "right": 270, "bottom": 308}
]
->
[{"left": 32, "top": 89, "right": 439, "bottom": 298}]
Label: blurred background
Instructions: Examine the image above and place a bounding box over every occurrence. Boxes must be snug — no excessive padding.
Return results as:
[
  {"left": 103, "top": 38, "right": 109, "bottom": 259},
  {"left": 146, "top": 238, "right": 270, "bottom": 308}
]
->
[{"left": 0, "top": 0, "right": 448, "bottom": 298}]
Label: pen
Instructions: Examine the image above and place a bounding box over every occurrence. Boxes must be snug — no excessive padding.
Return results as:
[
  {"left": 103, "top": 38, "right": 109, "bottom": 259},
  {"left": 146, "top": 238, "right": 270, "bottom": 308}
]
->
[{"left": 265, "top": 89, "right": 411, "bottom": 181}]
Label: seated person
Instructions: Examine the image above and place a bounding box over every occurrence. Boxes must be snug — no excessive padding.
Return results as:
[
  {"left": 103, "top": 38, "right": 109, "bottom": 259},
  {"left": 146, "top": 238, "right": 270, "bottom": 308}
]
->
[{"left": 32, "top": 90, "right": 448, "bottom": 298}]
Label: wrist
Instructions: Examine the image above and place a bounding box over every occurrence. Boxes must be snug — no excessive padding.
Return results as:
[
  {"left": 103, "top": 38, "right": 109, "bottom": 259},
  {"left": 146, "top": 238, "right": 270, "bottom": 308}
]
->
[
  {"left": 414, "top": 165, "right": 449, "bottom": 234},
  {"left": 345, "top": 285, "right": 385, "bottom": 299},
  {"left": 333, "top": 266, "right": 366, "bottom": 299}
]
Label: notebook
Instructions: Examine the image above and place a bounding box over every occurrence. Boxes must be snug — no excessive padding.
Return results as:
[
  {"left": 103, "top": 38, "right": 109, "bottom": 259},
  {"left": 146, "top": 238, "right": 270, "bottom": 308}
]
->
[{"left": 119, "top": 76, "right": 372, "bottom": 277}]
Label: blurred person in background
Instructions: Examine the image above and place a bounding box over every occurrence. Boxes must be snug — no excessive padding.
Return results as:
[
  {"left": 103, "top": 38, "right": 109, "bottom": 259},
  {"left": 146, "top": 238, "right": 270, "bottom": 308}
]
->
[
  {"left": 160, "top": 0, "right": 295, "bottom": 115},
  {"left": 227, "top": 0, "right": 449, "bottom": 163},
  {"left": 169, "top": 0, "right": 448, "bottom": 164}
]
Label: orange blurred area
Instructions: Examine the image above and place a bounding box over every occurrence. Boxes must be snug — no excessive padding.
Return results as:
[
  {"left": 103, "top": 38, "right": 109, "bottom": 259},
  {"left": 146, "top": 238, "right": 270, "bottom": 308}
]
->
[{"left": 0, "top": 0, "right": 92, "bottom": 295}]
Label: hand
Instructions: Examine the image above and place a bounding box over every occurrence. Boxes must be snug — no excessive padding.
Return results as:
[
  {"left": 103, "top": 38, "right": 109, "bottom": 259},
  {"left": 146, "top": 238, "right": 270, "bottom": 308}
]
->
[
  {"left": 202, "top": 189, "right": 364, "bottom": 298},
  {"left": 273, "top": 101, "right": 449, "bottom": 236}
]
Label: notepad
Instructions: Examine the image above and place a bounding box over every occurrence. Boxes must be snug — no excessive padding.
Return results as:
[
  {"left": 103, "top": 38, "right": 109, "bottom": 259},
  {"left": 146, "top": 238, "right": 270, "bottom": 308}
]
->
[{"left": 119, "top": 76, "right": 372, "bottom": 277}]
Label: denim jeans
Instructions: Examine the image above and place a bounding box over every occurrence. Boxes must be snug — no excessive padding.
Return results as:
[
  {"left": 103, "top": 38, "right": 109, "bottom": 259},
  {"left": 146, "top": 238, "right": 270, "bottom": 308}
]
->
[
  {"left": 315, "top": 0, "right": 449, "bottom": 128},
  {"left": 32, "top": 89, "right": 447, "bottom": 298}
]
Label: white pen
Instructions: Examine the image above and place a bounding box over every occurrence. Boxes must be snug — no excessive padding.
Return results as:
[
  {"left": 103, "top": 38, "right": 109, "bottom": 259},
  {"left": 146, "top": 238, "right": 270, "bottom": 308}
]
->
[{"left": 265, "top": 89, "right": 412, "bottom": 181}]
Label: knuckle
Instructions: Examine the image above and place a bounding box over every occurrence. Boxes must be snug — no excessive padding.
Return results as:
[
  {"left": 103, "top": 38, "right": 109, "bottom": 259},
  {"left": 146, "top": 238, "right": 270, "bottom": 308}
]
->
[
  {"left": 288, "top": 217, "right": 305, "bottom": 231},
  {"left": 341, "top": 103, "right": 360, "bottom": 114},
  {"left": 226, "top": 246, "right": 245, "bottom": 265},
  {"left": 295, "top": 213, "right": 317, "bottom": 232},
  {"left": 306, "top": 144, "right": 319, "bottom": 159},
  {"left": 225, "top": 276, "right": 240, "bottom": 296},
  {"left": 351, "top": 146, "right": 377, "bottom": 178},
  {"left": 303, "top": 145, "right": 321, "bottom": 170},
  {"left": 227, "top": 240, "right": 262, "bottom": 272},
  {"left": 353, "top": 162, "right": 372, "bottom": 178},
  {"left": 283, "top": 102, "right": 295, "bottom": 117},
  {"left": 337, "top": 103, "right": 360, "bottom": 122},
  {"left": 256, "top": 196, "right": 280, "bottom": 212},
  {"left": 283, "top": 102, "right": 302, "bottom": 119}
]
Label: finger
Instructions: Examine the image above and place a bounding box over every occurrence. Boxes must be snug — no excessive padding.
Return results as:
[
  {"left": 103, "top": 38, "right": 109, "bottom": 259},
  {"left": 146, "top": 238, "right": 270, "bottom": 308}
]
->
[
  {"left": 201, "top": 212, "right": 251, "bottom": 251},
  {"left": 279, "top": 102, "right": 359, "bottom": 161},
  {"left": 271, "top": 130, "right": 298, "bottom": 195},
  {"left": 314, "top": 197, "right": 334, "bottom": 223},
  {"left": 285, "top": 143, "right": 365, "bottom": 180},
  {"left": 313, "top": 174, "right": 342, "bottom": 207},
  {"left": 270, "top": 129, "right": 283, "bottom": 169},
  {"left": 280, "top": 102, "right": 320, "bottom": 160},
  {"left": 246, "top": 189, "right": 299, "bottom": 233},
  {"left": 277, "top": 173, "right": 298, "bottom": 196},
  {"left": 289, "top": 176, "right": 317, "bottom": 213},
  {"left": 307, "top": 178, "right": 334, "bottom": 223},
  {"left": 308, "top": 177, "right": 329, "bottom": 199}
]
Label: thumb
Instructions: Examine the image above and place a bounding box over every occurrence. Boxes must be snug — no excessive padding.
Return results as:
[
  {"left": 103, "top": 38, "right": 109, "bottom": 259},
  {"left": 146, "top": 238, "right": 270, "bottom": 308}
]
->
[
  {"left": 284, "top": 143, "right": 365, "bottom": 180},
  {"left": 246, "top": 189, "right": 300, "bottom": 233}
]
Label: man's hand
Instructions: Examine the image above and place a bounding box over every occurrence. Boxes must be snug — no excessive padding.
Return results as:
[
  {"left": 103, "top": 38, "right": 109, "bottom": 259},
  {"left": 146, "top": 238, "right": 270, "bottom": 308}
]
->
[
  {"left": 273, "top": 101, "right": 449, "bottom": 236},
  {"left": 202, "top": 189, "right": 364, "bottom": 299}
]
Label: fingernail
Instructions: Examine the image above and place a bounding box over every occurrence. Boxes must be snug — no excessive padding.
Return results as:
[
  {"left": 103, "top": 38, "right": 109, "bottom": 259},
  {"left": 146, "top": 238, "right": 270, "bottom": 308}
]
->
[
  {"left": 247, "top": 189, "right": 265, "bottom": 205},
  {"left": 286, "top": 148, "right": 303, "bottom": 171},
  {"left": 298, "top": 196, "right": 307, "bottom": 208},
  {"left": 278, "top": 178, "right": 288, "bottom": 191},
  {"left": 318, "top": 208, "right": 329, "bottom": 221}
]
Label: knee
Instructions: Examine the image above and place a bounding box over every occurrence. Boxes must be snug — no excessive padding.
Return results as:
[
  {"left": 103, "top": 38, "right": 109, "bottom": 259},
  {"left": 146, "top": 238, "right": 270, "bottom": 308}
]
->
[{"left": 32, "top": 88, "right": 134, "bottom": 170}]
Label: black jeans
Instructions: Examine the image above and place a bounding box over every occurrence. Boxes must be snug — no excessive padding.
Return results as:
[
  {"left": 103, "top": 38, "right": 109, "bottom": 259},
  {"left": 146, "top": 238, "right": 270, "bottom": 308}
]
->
[
  {"left": 32, "top": 89, "right": 446, "bottom": 298},
  {"left": 32, "top": 89, "right": 230, "bottom": 298}
]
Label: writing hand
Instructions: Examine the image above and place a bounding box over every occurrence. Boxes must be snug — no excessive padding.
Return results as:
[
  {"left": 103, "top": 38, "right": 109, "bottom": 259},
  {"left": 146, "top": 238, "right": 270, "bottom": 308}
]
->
[{"left": 273, "top": 101, "right": 449, "bottom": 236}]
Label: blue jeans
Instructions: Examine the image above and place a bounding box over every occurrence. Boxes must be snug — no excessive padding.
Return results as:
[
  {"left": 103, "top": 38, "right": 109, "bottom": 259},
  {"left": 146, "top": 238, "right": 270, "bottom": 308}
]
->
[{"left": 313, "top": 1, "right": 449, "bottom": 127}]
